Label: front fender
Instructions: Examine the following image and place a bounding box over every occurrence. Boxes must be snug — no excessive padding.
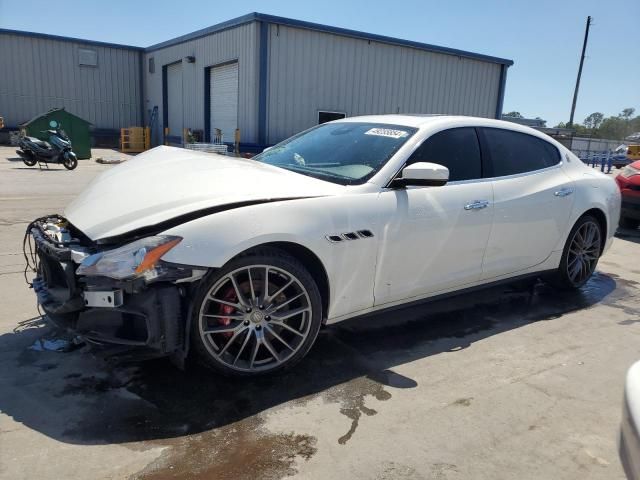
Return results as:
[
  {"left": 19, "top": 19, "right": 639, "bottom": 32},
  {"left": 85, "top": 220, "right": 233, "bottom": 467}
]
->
[{"left": 161, "top": 195, "right": 382, "bottom": 320}]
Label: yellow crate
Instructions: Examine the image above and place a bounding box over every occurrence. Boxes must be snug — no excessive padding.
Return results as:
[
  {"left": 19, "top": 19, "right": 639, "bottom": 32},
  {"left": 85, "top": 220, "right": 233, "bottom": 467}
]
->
[{"left": 120, "top": 127, "right": 150, "bottom": 153}]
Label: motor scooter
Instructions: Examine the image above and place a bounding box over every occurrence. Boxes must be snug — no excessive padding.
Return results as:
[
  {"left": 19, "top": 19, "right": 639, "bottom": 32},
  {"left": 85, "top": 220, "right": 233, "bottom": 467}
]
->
[{"left": 16, "top": 122, "right": 78, "bottom": 170}]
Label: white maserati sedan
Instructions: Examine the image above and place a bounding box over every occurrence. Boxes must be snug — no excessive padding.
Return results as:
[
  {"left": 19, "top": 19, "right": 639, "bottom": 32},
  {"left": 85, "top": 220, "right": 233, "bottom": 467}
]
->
[{"left": 26, "top": 115, "right": 620, "bottom": 376}]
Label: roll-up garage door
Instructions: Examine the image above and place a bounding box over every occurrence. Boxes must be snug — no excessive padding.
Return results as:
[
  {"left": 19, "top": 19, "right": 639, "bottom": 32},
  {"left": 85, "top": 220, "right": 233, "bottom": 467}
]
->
[
  {"left": 166, "top": 62, "right": 183, "bottom": 141},
  {"left": 210, "top": 62, "right": 238, "bottom": 143}
]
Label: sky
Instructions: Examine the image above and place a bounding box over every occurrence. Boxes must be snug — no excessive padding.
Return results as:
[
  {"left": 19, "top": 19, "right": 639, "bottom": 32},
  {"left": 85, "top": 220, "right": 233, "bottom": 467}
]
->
[{"left": 1, "top": 0, "right": 638, "bottom": 127}]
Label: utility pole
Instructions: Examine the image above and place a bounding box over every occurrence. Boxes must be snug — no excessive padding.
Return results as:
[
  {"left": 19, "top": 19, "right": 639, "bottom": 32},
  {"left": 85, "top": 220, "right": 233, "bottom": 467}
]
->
[{"left": 568, "top": 16, "right": 592, "bottom": 128}]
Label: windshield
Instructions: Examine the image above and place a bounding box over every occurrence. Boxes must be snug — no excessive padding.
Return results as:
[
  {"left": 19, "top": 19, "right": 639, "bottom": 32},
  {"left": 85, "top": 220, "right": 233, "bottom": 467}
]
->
[{"left": 254, "top": 122, "right": 417, "bottom": 185}]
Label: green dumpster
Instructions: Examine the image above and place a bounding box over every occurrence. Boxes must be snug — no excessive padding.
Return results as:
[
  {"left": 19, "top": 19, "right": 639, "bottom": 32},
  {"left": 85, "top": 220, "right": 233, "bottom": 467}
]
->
[{"left": 19, "top": 108, "right": 92, "bottom": 159}]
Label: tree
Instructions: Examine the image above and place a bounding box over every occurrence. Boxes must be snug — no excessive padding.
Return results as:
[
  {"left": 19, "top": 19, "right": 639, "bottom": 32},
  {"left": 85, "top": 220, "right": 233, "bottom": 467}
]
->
[
  {"left": 583, "top": 112, "right": 604, "bottom": 130},
  {"left": 621, "top": 108, "right": 636, "bottom": 120},
  {"left": 504, "top": 111, "right": 523, "bottom": 118}
]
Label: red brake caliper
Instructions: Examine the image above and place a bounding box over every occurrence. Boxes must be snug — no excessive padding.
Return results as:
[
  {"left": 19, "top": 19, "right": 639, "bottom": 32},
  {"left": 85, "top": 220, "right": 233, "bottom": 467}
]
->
[{"left": 218, "top": 286, "right": 238, "bottom": 338}]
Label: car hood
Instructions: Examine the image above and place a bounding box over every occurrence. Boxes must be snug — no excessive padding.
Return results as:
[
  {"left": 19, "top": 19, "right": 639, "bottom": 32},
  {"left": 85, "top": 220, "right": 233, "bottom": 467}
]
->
[{"left": 65, "top": 146, "right": 343, "bottom": 241}]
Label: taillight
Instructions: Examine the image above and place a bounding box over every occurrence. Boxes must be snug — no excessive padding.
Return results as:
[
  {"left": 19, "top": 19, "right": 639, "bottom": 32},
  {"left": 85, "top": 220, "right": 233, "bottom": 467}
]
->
[{"left": 621, "top": 165, "right": 639, "bottom": 178}]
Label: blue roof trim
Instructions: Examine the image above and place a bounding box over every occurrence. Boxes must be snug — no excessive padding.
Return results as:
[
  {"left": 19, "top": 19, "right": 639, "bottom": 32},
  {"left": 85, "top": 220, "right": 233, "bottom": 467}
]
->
[
  {"left": 255, "top": 13, "right": 513, "bottom": 66},
  {"left": 0, "top": 28, "right": 143, "bottom": 51},
  {"left": 144, "top": 12, "right": 514, "bottom": 66},
  {"left": 3, "top": 13, "right": 514, "bottom": 66},
  {"left": 146, "top": 13, "right": 258, "bottom": 52}
]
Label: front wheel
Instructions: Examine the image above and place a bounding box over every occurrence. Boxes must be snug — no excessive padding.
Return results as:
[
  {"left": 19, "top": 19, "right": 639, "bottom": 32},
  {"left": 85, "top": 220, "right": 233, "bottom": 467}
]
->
[
  {"left": 63, "top": 153, "right": 77, "bottom": 170},
  {"left": 190, "top": 248, "right": 323, "bottom": 376},
  {"left": 545, "top": 214, "right": 602, "bottom": 290}
]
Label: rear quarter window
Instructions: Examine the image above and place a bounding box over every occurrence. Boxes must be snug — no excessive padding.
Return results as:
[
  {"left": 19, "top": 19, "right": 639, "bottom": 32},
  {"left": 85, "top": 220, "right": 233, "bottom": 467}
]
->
[{"left": 482, "top": 128, "right": 561, "bottom": 177}]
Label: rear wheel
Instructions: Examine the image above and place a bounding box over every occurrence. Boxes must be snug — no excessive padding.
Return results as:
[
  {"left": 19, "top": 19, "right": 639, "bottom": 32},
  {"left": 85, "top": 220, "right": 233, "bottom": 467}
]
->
[
  {"left": 22, "top": 152, "right": 37, "bottom": 167},
  {"left": 545, "top": 214, "right": 602, "bottom": 289},
  {"left": 190, "top": 248, "right": 322, "bottom": 376},
  {"left": 620, "top": 217, "right": 640, "bottom": 230}
]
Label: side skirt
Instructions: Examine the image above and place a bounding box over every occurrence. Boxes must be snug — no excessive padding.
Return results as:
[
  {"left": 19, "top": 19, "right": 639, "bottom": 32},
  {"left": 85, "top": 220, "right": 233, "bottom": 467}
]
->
[{"left": 325, "top": 269, "right": 556, "bottom": 325}]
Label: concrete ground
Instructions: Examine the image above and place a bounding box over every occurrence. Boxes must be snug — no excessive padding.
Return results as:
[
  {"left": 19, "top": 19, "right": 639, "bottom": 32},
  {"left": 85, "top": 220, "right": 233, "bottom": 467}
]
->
[{"left": 0, "top": 145, "right": 639, "bottom": 480}]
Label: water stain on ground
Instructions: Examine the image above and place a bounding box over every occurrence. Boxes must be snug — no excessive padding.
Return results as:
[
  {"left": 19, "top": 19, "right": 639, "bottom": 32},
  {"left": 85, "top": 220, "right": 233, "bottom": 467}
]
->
[
  {"left": 450, "top": 397, "right": 473, "bottom": 407},
  {"left": 322, "top": 375, "right": 393, "bottom": 445},
  {"left": 135, "top": 417, "right": 317, "bottom": 480}
]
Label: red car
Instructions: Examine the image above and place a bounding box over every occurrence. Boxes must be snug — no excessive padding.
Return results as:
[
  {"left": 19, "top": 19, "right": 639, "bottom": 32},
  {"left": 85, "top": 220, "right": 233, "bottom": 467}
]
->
[{"left": 616, "top": 160, "right": 640, "bottom": 229}]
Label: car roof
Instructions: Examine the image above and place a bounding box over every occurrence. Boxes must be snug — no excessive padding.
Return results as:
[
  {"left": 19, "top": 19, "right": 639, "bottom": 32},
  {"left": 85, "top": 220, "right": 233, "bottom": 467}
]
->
[
  {"left": 335, "top": 114, "right": 534, "bottom": 131},
  {"left": 333, "top": 114, "right": 565, "bottom": 149}
]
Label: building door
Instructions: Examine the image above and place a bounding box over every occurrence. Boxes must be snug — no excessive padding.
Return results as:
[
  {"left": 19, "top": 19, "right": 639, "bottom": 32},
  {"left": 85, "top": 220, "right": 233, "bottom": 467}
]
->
[
  {"left": 166, "top": 62, "right": 183, "bottom": 142},
  {"left": 209, "top": 62, "right": 238, "bottom": 143}
]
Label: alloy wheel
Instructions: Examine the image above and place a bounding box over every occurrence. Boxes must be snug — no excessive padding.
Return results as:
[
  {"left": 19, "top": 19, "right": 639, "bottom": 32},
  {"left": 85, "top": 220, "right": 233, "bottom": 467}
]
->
[
  {"left": 566, "top": 220, "right": 601, "bottom": 285},
  {"left": 198, "top": 265, "right": 313, "bottom": 373}
]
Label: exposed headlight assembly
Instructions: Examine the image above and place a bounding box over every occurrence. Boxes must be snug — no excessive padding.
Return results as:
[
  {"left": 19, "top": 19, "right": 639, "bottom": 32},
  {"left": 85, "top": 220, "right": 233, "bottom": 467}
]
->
[{"left": 76, "top": 236, "right": 182, "bottom": 280}]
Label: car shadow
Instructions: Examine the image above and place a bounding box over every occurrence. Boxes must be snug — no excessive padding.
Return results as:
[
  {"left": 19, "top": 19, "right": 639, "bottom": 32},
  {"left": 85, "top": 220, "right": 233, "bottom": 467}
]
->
[
  {"left": 616, "top": 227, "right": 640, "bottom": 245},
  {"left": 0, "top": 272, "right": 630, "bottom": 447}
]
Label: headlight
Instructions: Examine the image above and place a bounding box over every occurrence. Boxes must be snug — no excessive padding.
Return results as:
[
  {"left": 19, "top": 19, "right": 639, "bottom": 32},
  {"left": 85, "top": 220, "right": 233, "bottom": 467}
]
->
[
  {"left": 621, "top": 165, "right": 639, "bottom": 178},
  {"left": 76, "top": 236, "right": 182, "bottom": 280}
]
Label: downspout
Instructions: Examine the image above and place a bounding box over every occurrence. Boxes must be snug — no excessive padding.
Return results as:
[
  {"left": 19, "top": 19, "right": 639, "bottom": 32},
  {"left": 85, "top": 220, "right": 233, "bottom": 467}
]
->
[
  {"left": 138, "top": 50, "right": 145, "bottom": 127},
  {"left": 257, "top": 21, "right": 269, "bottom": 146},
  {"left": 494, "top": 64, "right": 509, "bottom": 119}
]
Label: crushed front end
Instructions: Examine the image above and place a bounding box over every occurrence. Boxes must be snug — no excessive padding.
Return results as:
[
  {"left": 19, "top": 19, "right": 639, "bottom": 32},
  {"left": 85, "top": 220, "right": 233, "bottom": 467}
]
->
[{"left": 25, "top": 215, "right": 206, "bottom": 363}]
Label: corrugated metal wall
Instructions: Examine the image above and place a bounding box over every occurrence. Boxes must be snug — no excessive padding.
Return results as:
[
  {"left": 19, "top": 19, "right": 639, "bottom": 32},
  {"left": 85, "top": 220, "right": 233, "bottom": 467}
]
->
[
  {"left": 0, "top": 33, "right": 141, "bottom": 129},
  {"left": 266, "top": 25, "right": 503, "bottom": 143},
  {"left": 144, "top": 22, "right": 259, "bottom": 144}
]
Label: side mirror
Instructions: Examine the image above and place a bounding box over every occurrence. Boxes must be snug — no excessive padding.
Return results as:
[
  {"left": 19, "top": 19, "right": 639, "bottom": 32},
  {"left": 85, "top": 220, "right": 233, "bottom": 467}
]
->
[{"left": 390, "top": 162, "right": 449, "bottom": 188}]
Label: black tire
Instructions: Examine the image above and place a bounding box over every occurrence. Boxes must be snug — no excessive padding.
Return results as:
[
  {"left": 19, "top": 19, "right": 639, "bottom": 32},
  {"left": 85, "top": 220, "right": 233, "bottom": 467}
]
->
[
  {"left": 619, "top": 217, "right": 640, "bottom": 230},
  {"left": 63, "top": 153, "right": 78, "bottom": 170},
  {"left": 190, "top": 247, "right": 323, "bottom": 376},
  {"left": 545, "top": 214, "right": 602, "bottom": 290},
  {"left": 22, "top": 155, "right": 37, "bottom": 167}
]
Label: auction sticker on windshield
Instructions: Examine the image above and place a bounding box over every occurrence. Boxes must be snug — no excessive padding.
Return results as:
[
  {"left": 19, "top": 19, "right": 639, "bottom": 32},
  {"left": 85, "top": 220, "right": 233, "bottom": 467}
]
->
[{"left": 364, "top": 128, "right": 409, "bottom": 139}]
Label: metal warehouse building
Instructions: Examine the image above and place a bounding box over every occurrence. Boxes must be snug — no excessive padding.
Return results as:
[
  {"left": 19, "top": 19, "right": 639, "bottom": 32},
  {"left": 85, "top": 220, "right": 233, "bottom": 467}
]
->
[
  {"left": 1, "top": 13, "right": 513, "bottom": 149},
  {"left": 0, "top": 31, "right": 143, "bottom": 136}
]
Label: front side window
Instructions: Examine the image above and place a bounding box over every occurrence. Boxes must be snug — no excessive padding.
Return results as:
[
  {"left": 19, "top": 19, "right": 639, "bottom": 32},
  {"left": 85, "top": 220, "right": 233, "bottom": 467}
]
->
[
  {"left": 254, "top": 122, "right": 417, "bottom": 185},
  {"left": 407, "top": 127, "right": 482, "bottom": 181},
  {"left": 482, "top": 128, "right": 560, "bottom": 177}
]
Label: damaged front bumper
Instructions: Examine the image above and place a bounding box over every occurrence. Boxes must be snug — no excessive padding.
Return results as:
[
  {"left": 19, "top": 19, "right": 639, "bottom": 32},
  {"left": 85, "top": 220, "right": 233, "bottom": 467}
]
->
[{"left": 27, "top": 216, "right": 205, "bottom": 360}]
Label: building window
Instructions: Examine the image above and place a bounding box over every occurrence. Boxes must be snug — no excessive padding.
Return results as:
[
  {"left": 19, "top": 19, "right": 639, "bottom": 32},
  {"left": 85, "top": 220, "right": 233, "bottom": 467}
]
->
[
  {"left": 148, "top": 57, "right": 155, "bottom": 74},
  {"left": 318, "top": 111, "right": 346, "bottom": 124},
  {"left": 78, "top": 48, "right": 97, "bottom": 66}
]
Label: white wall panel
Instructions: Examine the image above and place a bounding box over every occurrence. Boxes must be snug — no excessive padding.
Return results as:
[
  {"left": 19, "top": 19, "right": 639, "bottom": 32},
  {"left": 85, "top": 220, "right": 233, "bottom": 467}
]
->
[
  {"left": 0, "top": 33, "right": 142, "bottom": 129},
  {"left": 266, "top": 25, "right": 503, "bottom": 143},
  {"left": 143, "top": 23, "right": 259, "bottom": 144}
]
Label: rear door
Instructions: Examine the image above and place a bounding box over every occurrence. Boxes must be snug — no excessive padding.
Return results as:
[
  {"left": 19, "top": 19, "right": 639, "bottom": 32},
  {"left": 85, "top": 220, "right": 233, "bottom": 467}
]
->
[{"left": 479, "top": 128, "right": 575, "bottom": 279}]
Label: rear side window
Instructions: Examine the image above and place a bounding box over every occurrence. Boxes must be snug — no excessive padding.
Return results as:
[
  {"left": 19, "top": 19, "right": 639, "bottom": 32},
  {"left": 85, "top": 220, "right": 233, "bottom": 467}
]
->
[
  {"left": 407, "top": 127, "right": 482, "bottom": 181},
  {"left": 482, "top": 128, "right": 560, "bottom": 177}
]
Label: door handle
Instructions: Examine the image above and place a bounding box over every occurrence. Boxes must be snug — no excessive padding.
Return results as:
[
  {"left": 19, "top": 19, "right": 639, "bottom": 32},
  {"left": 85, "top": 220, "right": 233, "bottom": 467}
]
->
[
  {"left": 554, "top": 187, "right": 574, "bottom": 197},
  {"left": 464, "top": 200, "right": 490, "bottom": 210}
]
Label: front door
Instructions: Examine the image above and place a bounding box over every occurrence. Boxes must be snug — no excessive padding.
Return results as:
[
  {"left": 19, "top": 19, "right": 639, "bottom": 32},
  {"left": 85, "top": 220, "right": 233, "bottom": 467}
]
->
[{"left": 374, "top": 127, "right": 494, "bottom": 306}]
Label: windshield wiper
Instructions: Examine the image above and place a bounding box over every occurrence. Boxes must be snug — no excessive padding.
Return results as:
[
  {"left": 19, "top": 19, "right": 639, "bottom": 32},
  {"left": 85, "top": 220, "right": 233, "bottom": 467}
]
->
[{"left": 280, "top": 164, "right": 352, "bottom": 182}]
